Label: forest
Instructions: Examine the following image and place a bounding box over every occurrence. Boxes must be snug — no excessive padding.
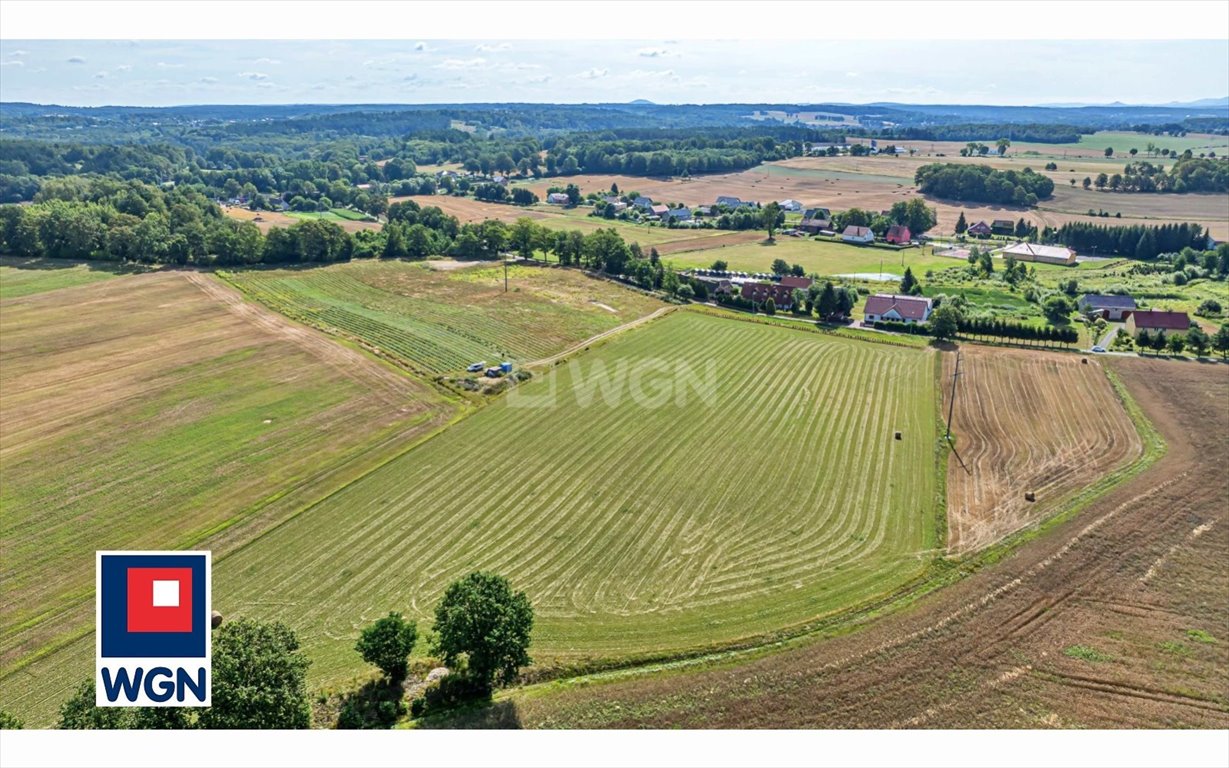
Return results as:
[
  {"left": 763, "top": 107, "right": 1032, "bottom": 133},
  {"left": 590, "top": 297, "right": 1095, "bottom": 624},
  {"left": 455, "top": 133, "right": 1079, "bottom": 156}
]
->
[{"left": 914, "top": 163, "right": 1056, "bottom": 206}]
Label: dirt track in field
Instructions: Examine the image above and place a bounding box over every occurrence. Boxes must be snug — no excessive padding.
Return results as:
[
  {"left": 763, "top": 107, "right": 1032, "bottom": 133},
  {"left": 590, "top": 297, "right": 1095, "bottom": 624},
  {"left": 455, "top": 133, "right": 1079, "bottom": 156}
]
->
[
  {"left": 943, "top": 346, "right": 1142, "bottom": 555},
  {"left": 445, "top": 356, "right": 1229, "bottom": 729}
]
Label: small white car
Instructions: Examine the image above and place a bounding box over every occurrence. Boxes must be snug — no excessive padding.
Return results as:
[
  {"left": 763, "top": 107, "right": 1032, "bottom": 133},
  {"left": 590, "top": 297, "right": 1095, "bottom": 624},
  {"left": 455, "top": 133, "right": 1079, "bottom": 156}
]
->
[{"left": 1090, "top": 346, "right": 1107, "bottom": 354}]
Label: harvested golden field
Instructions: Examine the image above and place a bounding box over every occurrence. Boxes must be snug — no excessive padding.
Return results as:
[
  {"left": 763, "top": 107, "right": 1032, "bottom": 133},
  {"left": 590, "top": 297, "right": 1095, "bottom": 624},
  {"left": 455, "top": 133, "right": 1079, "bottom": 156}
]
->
[
  {"left": 222, "top": 205, "right": 383, "bottom": 234},
  {"left": 389, "top": 194, "right": 553, "bottom": 223},
  {"left": 0, "top": 270, "right": 453, "bottom": 721},
  {"left": 943, "top": 346, "right": 1143, "bottom": 555},
  {"left": 221, "top": 205, "right": 297, "bottom": 233}
]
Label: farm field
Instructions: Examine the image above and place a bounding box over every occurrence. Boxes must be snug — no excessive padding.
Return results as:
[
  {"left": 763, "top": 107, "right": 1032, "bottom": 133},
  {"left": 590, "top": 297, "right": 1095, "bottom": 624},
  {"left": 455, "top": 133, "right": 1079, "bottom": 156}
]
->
[
  {"left": 665, "top": 237, "right": 954, "bottom": 277},
  {"left": 942, "top": 347, "right": 1143, "bottom": 554},
  {"left": 0, "top": 271, "right": 454, "bottom": 723},
  {"left": 443, "top": 356, "right": 1227, "bottom": 730},
  {"left": 208, "top": 309, "right": 941, "bottom": 691},
  {"left": 222, "top": 205, "right": 382, "bottom": 233},
  {"left": 0, "top": 257, "right": 139, "bottom": 299},
  {"left": 221, "top": 259, "right": 666, "bottom": 375}
]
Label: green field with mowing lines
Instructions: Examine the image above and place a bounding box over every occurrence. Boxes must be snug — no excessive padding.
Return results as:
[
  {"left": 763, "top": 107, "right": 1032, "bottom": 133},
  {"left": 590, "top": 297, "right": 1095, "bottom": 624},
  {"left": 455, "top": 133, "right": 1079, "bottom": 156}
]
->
[
  {"left": 206, "top": 309, "right": 941, "bottom": 687},
  {"left": 664, "top": 237, "right": 954, "bottom": 277},
  {"left": 221, "top": 260, "right": 665, "bottom": 375},
  {"left": 287, "top": 208, "right": 378, "bottom": 223}
]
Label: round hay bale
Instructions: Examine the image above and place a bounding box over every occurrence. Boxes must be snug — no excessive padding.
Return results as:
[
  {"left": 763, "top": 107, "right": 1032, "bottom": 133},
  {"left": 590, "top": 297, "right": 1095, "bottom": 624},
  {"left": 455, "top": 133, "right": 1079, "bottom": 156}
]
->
[
  {"left": 210, "top": 610, "right": 223, "bottom": 629},
  {"left": 894, "top": 431, "right": 902, "bottom": 440}
]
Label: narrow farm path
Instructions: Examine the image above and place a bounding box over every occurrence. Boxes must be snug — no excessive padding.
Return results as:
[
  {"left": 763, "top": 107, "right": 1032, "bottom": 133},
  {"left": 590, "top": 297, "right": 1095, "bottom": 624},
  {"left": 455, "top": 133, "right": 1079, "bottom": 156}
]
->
[{"left": 521, "top": 304, "right": 679, "bottom": 369}]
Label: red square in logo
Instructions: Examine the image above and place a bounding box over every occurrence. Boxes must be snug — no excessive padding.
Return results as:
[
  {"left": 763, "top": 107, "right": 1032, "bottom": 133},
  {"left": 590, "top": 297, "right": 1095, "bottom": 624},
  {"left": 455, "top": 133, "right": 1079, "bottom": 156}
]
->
[{"left": 126, "top": 567, "right": 193, "bottom": 633}]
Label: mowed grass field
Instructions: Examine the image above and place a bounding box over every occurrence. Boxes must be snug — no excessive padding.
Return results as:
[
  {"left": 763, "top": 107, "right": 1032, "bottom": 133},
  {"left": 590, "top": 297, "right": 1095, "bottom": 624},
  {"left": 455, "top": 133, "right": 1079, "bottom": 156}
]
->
[
  {"left": 211, "top": 309, "right": 941, "bottom": 687},
  {"left": 0, "top": 257, "right": 138, "bottom": 299},
  {"left": 0, "top": 271, "right": 454, "bottom": 723},
  {"left": 221, "top": 260, "right": 665, "bottom": 375}
]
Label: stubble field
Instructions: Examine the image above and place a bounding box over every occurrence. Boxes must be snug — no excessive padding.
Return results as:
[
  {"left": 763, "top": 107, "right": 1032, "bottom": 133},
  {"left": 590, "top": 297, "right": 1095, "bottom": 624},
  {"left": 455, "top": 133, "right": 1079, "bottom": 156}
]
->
[{"left": 0, "top": 269, "right": 455, "bottom": 722}]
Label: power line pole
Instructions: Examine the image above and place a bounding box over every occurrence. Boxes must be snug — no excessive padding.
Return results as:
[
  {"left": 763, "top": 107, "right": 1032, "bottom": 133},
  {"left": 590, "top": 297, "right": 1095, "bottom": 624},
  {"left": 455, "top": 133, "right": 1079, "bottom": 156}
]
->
[
  {"left": 945, "top": 351, "right": 962, "bottom": 441},
  {"left": 504, "top": 255, "right": 509, "bottom": 293}
]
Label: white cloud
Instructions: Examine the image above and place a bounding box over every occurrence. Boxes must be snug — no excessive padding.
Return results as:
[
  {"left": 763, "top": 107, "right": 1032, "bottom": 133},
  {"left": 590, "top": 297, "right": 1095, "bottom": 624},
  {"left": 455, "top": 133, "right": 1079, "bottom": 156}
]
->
[
  {"left": 238, "top": 71, "right": 269, "bottom": 80},
  {"left": 156, "top": 61, "right": 184, "bottom": 69},
  {"left": 845, "top": 71, "right": 858, "bottom": 78},
  {"left": 67, "top": 56, "right": 85, "bottom": 64},
  {"left": 253, "top": 57, "right": 281, "bottom": 65},
  {"left": 1, "top": 60, "right": 24, "bottom": 68},
  {"left": 199, "top": 76, "right": 218, "bottom": 84},
  {"left": 637, "top": 47, "right": 675, "bottom": 58},
  {"left": 94, "top": 70, "right": 107, "bottom": 79},
  {"left": 413, "top": 42, "right": 428, "bottom": 51},
  {"left": 475, "top": 43, "right": 511, "bottom": 53},
  {"left": 576, "top": 67, "right": 609, "bottom": 80},
  {"left": 115, "top": 64, "right": 132, "bottom": 72},
  {"left": 433, "top": 58, "right": 487, "bottom": 70},
  {"left": 7, "top": 50, "right": 28, "bottom": 58}
]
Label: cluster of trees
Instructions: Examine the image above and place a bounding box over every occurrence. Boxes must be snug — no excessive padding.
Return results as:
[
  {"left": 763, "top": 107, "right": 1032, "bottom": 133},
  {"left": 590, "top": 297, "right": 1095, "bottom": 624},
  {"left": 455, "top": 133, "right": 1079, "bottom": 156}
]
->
[
  {"left": 914, "top": 163, "right": 1055, "bottom": 206},
  {"left": 542, "top": 130, "right": 803, "bottom": 178},
  {"left": 957, "top": 316, "right": 1079, "bottom": 346},
  {"left": 0, "top": 571, "right": 536, "bottom": 731},
  {"left": 828, "top": 199, "right": 937, "bottom": 238},
  {"left": 1051, "top": 221, "right": 1207, "bottom": 259},
  {"left": 1133, "top": 327, "right": 1229, "bottom": 358},
  {"left": 1097, "top": 157, "right": 1229, "bottom": 194}
]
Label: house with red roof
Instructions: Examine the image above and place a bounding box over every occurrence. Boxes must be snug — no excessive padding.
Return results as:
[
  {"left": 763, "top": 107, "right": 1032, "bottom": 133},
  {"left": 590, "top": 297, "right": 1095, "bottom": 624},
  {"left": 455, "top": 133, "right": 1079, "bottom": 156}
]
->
[
  {"left": 1126, "top": 309, "right": 1192, "bottom": 338},
  {"left": 863, "top": 293, "right": 934, "bottom": 325},
  {"left": 885, "top": 224, "right": 912, "bottom": 245},
  {"left": 778, "top": 275, "right": 814, "bottom": 290},
  {"left": 966, "top": 221, "right": 993, "bottom": 237},
  {"left": 841, "top": 225, "right": 875, "bottom": 244},
  {"left": 738, "top": 281, "right": 798, "bottom": 310}
]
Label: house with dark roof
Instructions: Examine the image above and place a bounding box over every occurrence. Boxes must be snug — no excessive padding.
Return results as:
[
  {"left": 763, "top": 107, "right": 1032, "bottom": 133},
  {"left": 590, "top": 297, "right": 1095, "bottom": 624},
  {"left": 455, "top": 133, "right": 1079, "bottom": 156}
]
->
[
  {"left": 885, "top": 224, "right": 912, "bottom": 245},
  {"left": 715, "top": 195, "right": 755, "bottom": 209},
  {"left": 863, "top": 294, "right": 933, "bottom": 325},
  {"left": 798, "top": 217, "right": 832, "bottom": 235},
  {"left": 778, "top": 275, "right": 814, "bottom": 290},
  {"left": 965, "top": 221, "right": 993, "bottom": 237},
  {"left": 991, "top": 219, "right": 1015, "bottom": 235},
  {"left": 1077, "top": 294, "right": 1137, "bottom": 321},
  {"left": 802, "top": 208, "right": 831, "bottom": 220},
  {"left": 841, "top": 225, "right": 875, "bottom": 244},
  {"left": 738, "top": 281, "right": 798, "bottom": 310},
  {"left": 1126, "top": 309, "right": 1192, "bottom": 338},
  {"left": 661, "top": 207, "right": 692, "bottom": 222},
  {"left": 632, "top": 196, "right": 655, "bottom": 210}
]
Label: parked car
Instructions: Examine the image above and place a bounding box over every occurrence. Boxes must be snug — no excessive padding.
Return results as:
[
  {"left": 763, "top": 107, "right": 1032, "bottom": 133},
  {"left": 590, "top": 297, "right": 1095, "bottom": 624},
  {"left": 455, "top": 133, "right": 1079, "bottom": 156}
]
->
[
  {"left": 466, "top": 361, "right": 487, "bottom": 372},
  {"left": 1091, "top": 346, "right": 1107, "bottom": 353}
]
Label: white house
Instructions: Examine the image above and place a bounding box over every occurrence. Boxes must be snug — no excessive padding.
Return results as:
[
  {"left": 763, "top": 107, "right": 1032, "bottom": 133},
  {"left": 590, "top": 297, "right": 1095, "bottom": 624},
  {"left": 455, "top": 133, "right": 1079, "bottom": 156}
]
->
[
  {"left": 863, "top": 294, "right": 934, "bottom": 325},
  {"left": 546, "top": 192, "right": 570, "bottom": 205},
  {"left": 841, "top": 225, "right": 875, "bottom": 244},
  {"left": 778, "top": 199, "right": 803, "bottom": 212}
]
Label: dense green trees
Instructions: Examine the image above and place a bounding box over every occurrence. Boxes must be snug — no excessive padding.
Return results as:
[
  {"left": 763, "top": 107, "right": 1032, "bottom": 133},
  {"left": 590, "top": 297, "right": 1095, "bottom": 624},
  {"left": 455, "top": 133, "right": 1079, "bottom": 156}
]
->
[
  {"left": 1052, "top": 221, "right": 1205, "bottom": 259},
  {"left": 914, "top": 163, "right": 1055, "bottom": 206},
  {"left": 431, "top": 572, "right": 534, "bottom": 691}
]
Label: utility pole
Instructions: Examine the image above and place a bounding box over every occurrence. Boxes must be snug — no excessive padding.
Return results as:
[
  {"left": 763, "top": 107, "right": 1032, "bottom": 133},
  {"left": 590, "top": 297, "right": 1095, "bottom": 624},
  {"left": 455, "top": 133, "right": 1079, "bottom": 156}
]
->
[
  {"left": 945, "top": 351, "right": 962, "bottom": 441},
  {"left": 504, "top": 255, "right": 509, "bottom": 293}
]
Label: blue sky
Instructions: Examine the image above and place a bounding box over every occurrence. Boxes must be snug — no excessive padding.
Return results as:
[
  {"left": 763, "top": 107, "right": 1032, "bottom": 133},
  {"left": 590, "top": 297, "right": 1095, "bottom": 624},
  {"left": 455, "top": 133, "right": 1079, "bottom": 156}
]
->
[{"left": 0, "top": 39, "right": 1225, "bottom": 107}]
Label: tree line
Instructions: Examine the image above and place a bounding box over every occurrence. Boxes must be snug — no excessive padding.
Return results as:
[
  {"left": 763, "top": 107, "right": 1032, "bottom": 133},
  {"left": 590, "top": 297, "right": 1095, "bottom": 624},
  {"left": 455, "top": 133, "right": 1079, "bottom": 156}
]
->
[
  {"left": 0, "top": 571, "right": 533, "bottom": 731},
  {"left": 1051, "top": 221, "right": 1207, "bottom": 259}
]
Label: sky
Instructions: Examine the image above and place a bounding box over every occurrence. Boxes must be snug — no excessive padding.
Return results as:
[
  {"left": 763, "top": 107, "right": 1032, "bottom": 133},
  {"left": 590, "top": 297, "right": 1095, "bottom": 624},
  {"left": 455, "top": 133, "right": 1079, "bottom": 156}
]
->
[{"left": 0, "top": 39, "right": 1226, "bottom": 108}]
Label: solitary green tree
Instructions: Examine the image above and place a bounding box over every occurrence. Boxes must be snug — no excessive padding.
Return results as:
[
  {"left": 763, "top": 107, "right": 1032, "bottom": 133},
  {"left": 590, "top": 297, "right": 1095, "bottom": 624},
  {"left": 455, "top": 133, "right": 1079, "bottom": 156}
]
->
[
  {"left": 710, "top": 259, "right": 729, "bottom": 271},
  {"left": 761, "top": 201, "right": 782, "bottom": 241},
  {"left": 356, "top": 612, "right": 419, "bottom": 682},
  {"left": 899, "top": 267, "right": 921, "bottom": 296},
  {"left": 1104, "top": 146, "right": 1114, "bottom": 158},
  {"left": 432, "top": 572, "right": 534, "bottom": 691},
  {"left": 929, "top": 304, "right": 962, "bottom": 341},
  {"left": 771, "top": 258, "right": 790, "bottom": 275},
  {"left": 954, "top": 211, "right": 968, "bottom": 235}
]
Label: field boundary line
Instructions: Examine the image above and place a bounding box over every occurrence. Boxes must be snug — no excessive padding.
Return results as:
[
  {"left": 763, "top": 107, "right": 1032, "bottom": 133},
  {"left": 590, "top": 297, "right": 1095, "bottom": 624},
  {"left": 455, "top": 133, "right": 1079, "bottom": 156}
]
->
[{"left": 520, "top": 305, "right": 679, "bottom": 370}]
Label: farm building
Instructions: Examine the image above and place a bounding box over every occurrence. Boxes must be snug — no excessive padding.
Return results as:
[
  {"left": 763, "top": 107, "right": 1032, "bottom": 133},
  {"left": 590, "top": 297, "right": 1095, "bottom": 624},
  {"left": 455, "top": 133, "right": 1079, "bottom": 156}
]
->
[
  {"left": 1126, "top": 309, "right": 1192, "bottom": 338},
  {"left": 778, "top": 275, "right": 814, "bottom": 290},
  {"left": 1077, "top": 294, "right": 1137, "bottom": 321},
  {"left": 547, "top": 192, "right": 571, "bottom": 205},
  {"left": 802, "top": 208, "right": 832, "bottom": 220},
  {"left": 863, "top": 294, "right": 934, "bottom": 325},
  {"left": 736, "top": 281, "right": 799, "bottom": 310},
  {"left": 716, "top": 195, "right": 755, "bottom": 209},
  {"left": 966, "top": 221, "right": 993, "bottom": 237},
  {"left": 842, "top": 225, "right": 875, "bottom": 244},
  {"left": 991, "top": 219, "right": 1015, "bottom": 235},
  {"left": 661, "top": 207, "right": 692, "bottom": 222},
  {"left": 885, "top": 224, "right": 912, "bottom": 245},
  {"left": 798, "top": 215, "right": 832, "bottom": 235},
  {"left": 649, "top": 204, "right": 670, "bottom": 217},
  {"left": 1001, "top": 242, "right": 1076, "bottom": 266},
  {"left": 694, "top": 206, "right": 713, "bottom": 217},
  {"left": 633, "top": 197, "right": 655, "bottom": 210},
  {"left": 778, "top": 199, "right": 804, "bottom": 211}
]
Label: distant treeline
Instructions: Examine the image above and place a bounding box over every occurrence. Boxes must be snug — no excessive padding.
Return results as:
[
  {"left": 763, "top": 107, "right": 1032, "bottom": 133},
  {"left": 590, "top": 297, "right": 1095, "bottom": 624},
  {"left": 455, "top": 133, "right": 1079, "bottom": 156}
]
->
[
  {"left": 883, "top": 123, "right": 1087, "bottom": 144},
  {"left": 914, "top": 163, "right": 1055, "bottom": 206},
  {"left": 1052, "top": 221, "right": 1208, "bottom": 259},
  {"left": 1108, "top": 157, "right": 1229, "bottom": 194}
]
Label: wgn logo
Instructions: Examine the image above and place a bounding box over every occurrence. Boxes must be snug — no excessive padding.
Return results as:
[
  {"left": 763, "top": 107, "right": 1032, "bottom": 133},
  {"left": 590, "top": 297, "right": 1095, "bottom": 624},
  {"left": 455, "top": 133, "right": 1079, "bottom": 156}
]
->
[{"left": 95, "top": 551, "right": 211, "bottom": 707}]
